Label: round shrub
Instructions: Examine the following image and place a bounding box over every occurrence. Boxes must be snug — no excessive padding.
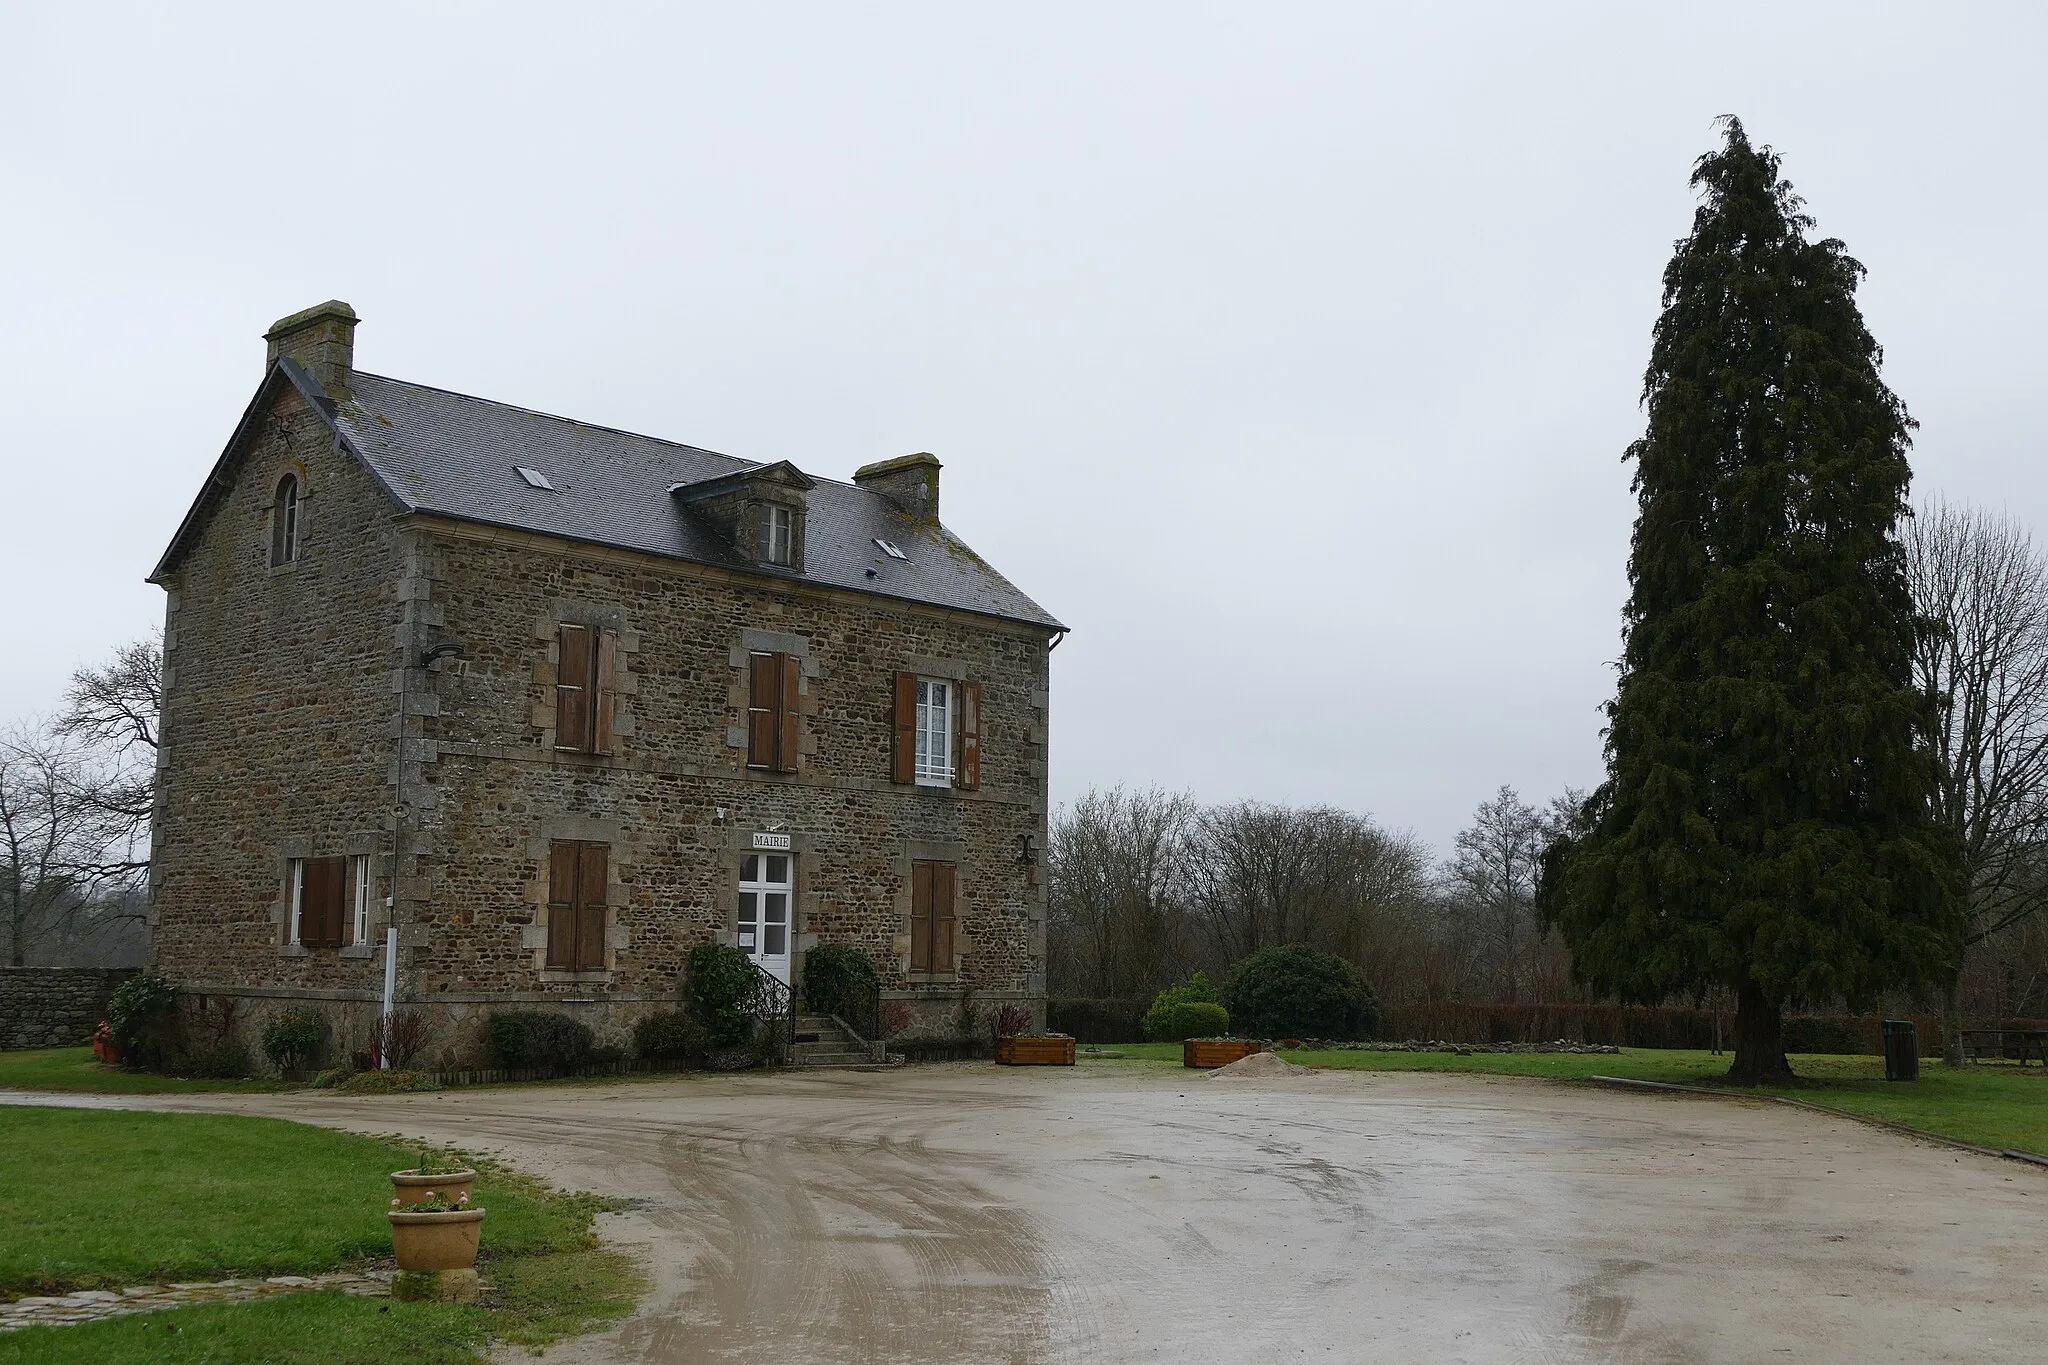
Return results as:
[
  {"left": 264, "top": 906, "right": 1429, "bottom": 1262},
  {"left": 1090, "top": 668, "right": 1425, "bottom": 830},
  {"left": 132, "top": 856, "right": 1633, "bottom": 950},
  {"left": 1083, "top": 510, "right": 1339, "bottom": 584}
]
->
[
  {"left": 1224, "top": 945, "right": 1378, "bottom": 1041},
  {"left": 106, "top": 970, "right": 178, "bottom": 1069},
  {"left": 802, "top": 944, "right": 878, "bottom": 1018},
  {"left": 632, "top": 1010, "right": 700, "bottom": 1062},
  {"left": 182, "top": 1038, "right": 254, "bottom": 1080},
  {"left": 1144, "top": 1000, "right": 1230, "bottom": 1042},
  {"left": 261, "top": 1008, "right": 327, "bottom": 1077},
  {"left": 484, "top": 1010, "right": 596, "bottom": 1071},
  {"left": 1141, "top": 972, "right": 1226, "bottom": 1042},
  {"left": 687, "top": 943, "right": 760, "bottom": 1049}
]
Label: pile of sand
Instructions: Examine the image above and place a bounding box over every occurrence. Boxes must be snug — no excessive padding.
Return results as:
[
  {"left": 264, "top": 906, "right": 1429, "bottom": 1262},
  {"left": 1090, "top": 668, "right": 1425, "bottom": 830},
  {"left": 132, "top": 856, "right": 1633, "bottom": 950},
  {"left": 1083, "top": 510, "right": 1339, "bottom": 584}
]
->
[{"left": 1204, "top": 1050, "right": 1314, "bottom": 1080}]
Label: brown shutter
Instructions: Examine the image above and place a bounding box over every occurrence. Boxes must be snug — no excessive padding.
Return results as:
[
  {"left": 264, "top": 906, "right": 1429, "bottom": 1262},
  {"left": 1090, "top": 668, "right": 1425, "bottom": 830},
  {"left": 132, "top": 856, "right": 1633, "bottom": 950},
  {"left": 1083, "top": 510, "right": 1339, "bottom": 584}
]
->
[
  {"left": 777, "top": 652, "right": 801, "bottom": 773},
  {"left": 303, "top": 857, "right": 346, "bottom": 949},
  {"left": 909, "top": 860, "right": 932, "bottom": 972},
  {"left": 576, "top": 842, "right": 609, "bottom": 970},
  {"left": 893, "top": 671, "right": 918, "bottom": 783},
  {"left": 592, "top": 628, "right": 618, "bottom": 756},
  {"left": 748, "top": 653, "right": 778, "bottom": 768},
  {"left": 932, "top": 862, "right": 957, "bottom": 974},
  {"left": 957, "top": 680, "right": 982, "bottom": 791},
  {"left": 556, "top": 624, "right": 593, "bottom": 751},
  {"left": 546, "top": 841, "right": 578, "bottom": 967}
]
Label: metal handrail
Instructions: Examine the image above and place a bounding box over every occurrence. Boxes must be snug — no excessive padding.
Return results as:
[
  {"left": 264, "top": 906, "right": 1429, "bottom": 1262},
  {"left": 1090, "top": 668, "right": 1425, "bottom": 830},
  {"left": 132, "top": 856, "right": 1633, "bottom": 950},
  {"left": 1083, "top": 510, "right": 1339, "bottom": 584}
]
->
[{"left": 745, "top": 959, "right": 795, "bottom": 1061}]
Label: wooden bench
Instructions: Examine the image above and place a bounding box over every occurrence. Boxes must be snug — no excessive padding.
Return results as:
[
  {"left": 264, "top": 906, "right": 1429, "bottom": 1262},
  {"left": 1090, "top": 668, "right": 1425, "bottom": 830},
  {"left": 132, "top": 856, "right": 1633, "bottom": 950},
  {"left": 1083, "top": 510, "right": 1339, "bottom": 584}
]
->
[{"left": 1960, "top": 1028, "right": 2048, "bottom": 1067}]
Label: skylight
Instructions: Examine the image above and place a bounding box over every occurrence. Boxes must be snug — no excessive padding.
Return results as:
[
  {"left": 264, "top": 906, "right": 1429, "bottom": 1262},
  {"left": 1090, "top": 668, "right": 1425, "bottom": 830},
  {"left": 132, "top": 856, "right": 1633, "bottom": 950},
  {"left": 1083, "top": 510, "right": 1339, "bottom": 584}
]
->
[
  {"left": 873, "top": 538, "right": 908, "bottom": 561},
  {"left": 516, "top": 466, "right": 555, "bottom": 490}
]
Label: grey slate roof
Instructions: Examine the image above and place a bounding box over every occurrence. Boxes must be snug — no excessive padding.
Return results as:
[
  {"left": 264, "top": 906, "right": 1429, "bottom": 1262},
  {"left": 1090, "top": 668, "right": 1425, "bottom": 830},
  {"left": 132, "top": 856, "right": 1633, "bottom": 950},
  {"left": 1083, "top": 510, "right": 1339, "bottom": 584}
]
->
[{"left": 161, "top": 364, "right": 1063, "bottom": 631}]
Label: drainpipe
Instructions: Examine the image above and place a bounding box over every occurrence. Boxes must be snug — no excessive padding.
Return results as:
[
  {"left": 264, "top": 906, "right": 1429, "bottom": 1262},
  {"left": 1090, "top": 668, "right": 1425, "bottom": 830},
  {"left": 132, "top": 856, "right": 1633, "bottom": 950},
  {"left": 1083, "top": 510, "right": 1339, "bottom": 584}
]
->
[{"left": 383, "top": 637, "right": 464, "bottom": 1067}]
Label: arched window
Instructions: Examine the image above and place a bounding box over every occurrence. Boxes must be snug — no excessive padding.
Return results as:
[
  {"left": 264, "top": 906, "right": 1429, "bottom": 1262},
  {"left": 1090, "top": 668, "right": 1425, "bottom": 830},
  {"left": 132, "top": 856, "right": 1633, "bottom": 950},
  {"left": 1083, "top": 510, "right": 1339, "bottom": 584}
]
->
[{"left": 271, "top": 473, "right": 301, "bottom": 566}]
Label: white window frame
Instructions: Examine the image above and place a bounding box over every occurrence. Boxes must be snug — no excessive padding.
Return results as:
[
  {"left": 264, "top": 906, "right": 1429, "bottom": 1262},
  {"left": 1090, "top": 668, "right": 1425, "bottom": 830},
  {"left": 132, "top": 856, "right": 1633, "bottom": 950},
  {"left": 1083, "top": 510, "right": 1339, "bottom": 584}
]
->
[
  {"left": 350, "top": 855, "right": 372, "bottom": 946},
  {"left": 737, "top": 852, "right": 794, "bottom": 973},
  {"left": 915, "top": 678, "right": 954, "bottom": 787},
  {"left": 760, "top": 504, "right": 793, "bottom": 566},
  {"left": 287, "top": 858, "right": 305, "bottom": 945}
]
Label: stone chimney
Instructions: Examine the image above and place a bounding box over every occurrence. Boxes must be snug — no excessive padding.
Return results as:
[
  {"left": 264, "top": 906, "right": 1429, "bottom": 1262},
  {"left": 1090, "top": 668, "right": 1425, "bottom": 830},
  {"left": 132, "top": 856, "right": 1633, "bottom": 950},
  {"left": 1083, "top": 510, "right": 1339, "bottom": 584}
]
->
[
  {"left": 853, "top": 452, "right": 941, "bottom": 524},
  {"left": 264, "top": 300, "right": 358, "bottom": 397}
]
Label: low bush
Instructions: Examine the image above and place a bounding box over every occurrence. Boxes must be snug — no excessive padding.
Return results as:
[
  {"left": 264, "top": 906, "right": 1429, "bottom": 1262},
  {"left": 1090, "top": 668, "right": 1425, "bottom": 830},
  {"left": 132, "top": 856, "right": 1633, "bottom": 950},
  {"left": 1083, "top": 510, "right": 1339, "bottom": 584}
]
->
[
  {"left": 181, "top": 1037, "right": 254, "bottom": 1079},
  {"left": 687, "top": 943, "right": 760, "bottom": 1049},
  {"left": 1142, "top": 973, "right": 1227, "bottom": 1042},
  {"left": 261, "top": 1008, "right": 327, "bottom": 1077},
  {"left": 802, "top": 944, "right": 878, "bottom": 1019},
  {"left": 632, "top": 1010, "right": 700, "bottom": 1062},
  {"left": 336, "top": 1068, "right": 442, "bottom": 1095},
  {"left": 1144, "top": 1000, "right": 1230, "bottom": 1042},
  {"left": 990, "top": 1003, "right": 1033, "bottom": 1039},
  {"left": 1226, "top": 945, "right": 1379, "bottom": 1041},
  {"left": 484, "top": 1011, "right": 597, "bottom": 1072},
  {"left": 106, "top": 970, "right": 178, "bottom": 1071}
]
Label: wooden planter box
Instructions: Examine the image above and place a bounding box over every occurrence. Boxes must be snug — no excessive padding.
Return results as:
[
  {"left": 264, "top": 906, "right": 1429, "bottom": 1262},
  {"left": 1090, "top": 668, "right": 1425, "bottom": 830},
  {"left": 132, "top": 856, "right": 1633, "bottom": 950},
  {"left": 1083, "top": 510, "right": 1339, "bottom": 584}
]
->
[
  {"left": 1184, "top": 1038, "right": 1262, "bottom": 1069},
  {"left": 997, "top": 1035, "right": 1076, "bottom": 1066}
]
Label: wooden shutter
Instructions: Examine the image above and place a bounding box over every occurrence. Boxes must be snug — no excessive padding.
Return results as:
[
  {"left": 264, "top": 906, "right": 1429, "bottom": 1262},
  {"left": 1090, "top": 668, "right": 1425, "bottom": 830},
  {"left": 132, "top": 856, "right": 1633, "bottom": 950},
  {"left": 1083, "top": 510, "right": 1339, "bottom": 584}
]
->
[
  {"left": 892, "top": 672, "right": 918, "bottom": 783},
  {"left": 592, "top": 629, "right": 618, "bottom": 756},
  {"left": 555, "top": 624, "right": 593, "bottom": 751},
  {"left": 302, "top": 856, "right": 346, "bottom": 949},
  {"left": 931, "top": 862, "right": 957, "bottom": 973},
  {"left": 910, "top": 860, "right": 933, "bottom": 972},
  {"left": 957, "top": 680, "right": 982, "bottom": 790},
  {"left": 576, "top": 841, "right": 608, "bottom": 969},
  {"left": 777, "top": 653, "right": 801, "bottom": 773},
  {"left": 546, "top": 841, "right": 578, "bottom": 967},
  {"left": 748, "top": 653, "right": 778, "bottom": 768}
]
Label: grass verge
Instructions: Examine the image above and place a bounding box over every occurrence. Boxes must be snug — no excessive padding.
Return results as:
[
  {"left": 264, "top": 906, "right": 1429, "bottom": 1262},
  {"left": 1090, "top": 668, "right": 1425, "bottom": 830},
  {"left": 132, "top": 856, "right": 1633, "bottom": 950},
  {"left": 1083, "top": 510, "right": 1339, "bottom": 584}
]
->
[
  {"left": 0, "top": 1106, "right": 642, "bottom": 1363},
  {"left": 0, "top": 1047, "right": 279, "bottom": 1095},
  {"left": 1082, "top": 1043, "right": 2048, "bottom": 1155}
]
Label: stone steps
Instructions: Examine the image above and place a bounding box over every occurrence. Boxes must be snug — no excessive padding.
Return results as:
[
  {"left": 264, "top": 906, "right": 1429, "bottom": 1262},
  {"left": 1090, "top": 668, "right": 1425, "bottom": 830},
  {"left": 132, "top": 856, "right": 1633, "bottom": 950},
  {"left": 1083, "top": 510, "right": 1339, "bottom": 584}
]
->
[{"left": 789, "top": 1013, "right": 882, "bottom": 1068}]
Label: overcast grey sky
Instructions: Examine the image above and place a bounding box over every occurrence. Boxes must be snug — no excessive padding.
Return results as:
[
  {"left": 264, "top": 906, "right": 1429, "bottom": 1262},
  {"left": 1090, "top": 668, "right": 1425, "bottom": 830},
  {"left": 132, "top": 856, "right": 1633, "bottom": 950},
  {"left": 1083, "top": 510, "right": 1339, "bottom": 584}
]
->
[{"left": 3, "top": 3, "right": 2044, "bottom": 853}]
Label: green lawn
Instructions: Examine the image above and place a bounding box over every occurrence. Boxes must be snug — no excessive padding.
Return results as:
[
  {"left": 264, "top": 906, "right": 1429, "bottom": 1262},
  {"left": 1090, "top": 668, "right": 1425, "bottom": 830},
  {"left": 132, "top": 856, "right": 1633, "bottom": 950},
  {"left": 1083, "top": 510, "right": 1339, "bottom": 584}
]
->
[
  {"left": 0, "top": 1048, "right": 279, "bottom": 1095},
  {"left": 1082, "top": 1044, "right": 2048, "bottom": 1156},
  {"left": 0, "top": 1107, "right": 641, "bottom": 1363}
]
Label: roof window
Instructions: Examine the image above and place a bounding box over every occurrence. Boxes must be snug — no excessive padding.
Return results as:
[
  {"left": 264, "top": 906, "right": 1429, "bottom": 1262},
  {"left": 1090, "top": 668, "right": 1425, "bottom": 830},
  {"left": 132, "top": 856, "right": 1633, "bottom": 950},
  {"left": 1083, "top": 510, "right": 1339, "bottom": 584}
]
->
[
  {"left": 873, "top": 538, "right": 908, "bottom": 561},
  {"left": 516, "top": 466, "right": 556, "bottom": 490}
]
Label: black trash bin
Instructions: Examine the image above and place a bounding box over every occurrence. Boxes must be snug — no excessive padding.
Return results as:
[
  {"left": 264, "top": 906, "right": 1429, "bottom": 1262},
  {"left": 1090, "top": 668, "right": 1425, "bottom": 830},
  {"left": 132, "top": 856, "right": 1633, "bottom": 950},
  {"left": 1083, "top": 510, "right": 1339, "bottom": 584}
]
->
[{"left": 1882, "top": 1019, "right": 1920, "bottom": 1082}]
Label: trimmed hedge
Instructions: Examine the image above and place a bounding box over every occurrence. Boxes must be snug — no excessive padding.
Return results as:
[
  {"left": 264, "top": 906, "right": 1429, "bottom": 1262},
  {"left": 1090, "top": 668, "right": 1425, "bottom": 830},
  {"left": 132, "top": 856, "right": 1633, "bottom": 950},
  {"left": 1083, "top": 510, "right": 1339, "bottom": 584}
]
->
[
  {"left": 1377, "top": 1002, "right": 1946, "bottom": 1055},
  {"left": 687, "top": 943, "right": 761, "bottom": 1048},
  {"left": 1047, "top": 997, "right": 1149, "bottom": 1044},
  {"left": 484, "top": 1010, "right": 596, "bottom": 1071},
  {"left": 1145, "top": 1001, "right": 1230, "bottom": 1041}
]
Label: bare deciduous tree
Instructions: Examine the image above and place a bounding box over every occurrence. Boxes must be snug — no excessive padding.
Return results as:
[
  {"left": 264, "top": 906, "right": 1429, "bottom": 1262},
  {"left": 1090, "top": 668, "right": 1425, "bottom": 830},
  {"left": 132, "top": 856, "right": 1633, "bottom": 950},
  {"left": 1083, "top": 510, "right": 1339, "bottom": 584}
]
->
[
  {"left": 1045, "top": 787, "right": 1197, "bottom": 998},
  {"left": 1905, "top": 500, "right": 2048, "bottom": 1064},
  {"left": 0, "top": 725, "right": 135, "bottom": 966},
  {"left": 1446, "top": 786, "right": 1548, "bottom": 1003},
  {"left": 53, "top": 633, "right": 162, "bottom": 888},
  {"left": 1184, "top": 802, "right": 1434, "bottom": 969}
]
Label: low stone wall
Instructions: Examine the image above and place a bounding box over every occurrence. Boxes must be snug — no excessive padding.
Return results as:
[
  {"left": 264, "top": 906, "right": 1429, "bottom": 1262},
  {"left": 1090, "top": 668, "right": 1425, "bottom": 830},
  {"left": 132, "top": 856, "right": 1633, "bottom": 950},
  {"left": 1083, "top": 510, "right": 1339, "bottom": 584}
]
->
[{"left": 0, "top": 968, "right": 138, "bottom": 1050}]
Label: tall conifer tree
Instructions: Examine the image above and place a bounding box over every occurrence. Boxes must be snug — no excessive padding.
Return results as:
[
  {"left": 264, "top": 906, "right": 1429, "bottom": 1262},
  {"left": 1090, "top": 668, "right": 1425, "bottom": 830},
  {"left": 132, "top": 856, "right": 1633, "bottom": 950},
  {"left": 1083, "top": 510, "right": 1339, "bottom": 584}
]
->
[{"left": 1539, "top": 120, "right": 1961, "bottom": 1084}]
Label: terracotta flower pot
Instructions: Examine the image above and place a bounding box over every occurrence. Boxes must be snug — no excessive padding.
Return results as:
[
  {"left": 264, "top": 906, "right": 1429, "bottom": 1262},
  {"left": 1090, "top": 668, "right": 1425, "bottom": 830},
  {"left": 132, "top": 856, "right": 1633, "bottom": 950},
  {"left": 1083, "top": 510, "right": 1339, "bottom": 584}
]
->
[
  {"left": 390, "top": 1170, "right": 476, "bottom": 1207},
  {"left": 389, "top": 1208, "right": 486, "bottom": 1271}
]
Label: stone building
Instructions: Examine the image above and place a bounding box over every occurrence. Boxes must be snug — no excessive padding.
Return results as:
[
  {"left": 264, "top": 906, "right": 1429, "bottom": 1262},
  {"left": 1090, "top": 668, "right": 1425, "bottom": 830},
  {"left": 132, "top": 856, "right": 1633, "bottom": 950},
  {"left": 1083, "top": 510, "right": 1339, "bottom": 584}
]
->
[{"left": 147, "top": 301, "right": 1063, "bottom": 1066}]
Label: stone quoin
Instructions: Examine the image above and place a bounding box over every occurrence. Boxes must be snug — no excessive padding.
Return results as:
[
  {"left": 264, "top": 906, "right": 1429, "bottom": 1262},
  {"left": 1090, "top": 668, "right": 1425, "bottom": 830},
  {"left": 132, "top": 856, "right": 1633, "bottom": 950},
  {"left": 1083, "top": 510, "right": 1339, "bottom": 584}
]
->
[{"left": 145, "top": 301, "right": 1064, "bottom": 1069}]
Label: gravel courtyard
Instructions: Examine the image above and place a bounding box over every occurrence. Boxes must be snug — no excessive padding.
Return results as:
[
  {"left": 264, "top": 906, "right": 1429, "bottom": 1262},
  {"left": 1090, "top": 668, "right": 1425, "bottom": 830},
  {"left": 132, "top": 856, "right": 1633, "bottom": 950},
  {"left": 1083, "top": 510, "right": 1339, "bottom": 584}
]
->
[{"left": 62, "top": 1063, "right": 2048, "bottom": 1363}]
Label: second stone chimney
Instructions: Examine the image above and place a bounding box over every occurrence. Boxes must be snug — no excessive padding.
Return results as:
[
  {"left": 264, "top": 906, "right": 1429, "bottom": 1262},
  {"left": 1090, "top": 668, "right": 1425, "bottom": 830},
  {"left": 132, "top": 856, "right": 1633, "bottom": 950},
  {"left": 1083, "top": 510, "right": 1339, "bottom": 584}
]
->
[
  {"left": 264, "top": 300, "right": 358, "bottom": 398},
  {"left": 853, "top": 452, "right": 941, "bottom": 524}
]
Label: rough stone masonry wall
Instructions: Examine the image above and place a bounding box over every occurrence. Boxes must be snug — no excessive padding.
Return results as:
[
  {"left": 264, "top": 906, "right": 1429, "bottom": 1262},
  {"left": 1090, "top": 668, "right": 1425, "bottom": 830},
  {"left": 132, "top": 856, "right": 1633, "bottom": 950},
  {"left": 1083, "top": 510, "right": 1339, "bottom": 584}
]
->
[
  {"left": 0, "top": 968, "right": 138, "bottom": 1049},
  {"left": 149, "top": 384, "right": 405, "bottom": 996},
  {"left": 396, "top": 521, "right": 1052, "bottom": 1045}
]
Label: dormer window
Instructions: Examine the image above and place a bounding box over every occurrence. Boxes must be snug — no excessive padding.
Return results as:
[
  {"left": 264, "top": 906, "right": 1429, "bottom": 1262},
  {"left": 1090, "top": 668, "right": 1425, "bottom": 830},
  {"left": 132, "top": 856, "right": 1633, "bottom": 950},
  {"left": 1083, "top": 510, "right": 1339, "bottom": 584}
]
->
[
  {"left": 270, "top": 473, "right": 301, "bottom": 566},
  {"left": 671, "top": 460, "right": 814, "bottom": 574},
  {"left": 760, "top": 504, "right": 793, "bottom": 566}
]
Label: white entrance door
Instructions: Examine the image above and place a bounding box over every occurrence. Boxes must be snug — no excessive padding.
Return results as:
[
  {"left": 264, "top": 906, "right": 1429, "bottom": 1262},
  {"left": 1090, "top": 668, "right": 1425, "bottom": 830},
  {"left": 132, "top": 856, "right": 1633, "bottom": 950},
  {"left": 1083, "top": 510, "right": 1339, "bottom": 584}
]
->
[{"left": 738, "top": 853, "right": 793, "bottom": 984}]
